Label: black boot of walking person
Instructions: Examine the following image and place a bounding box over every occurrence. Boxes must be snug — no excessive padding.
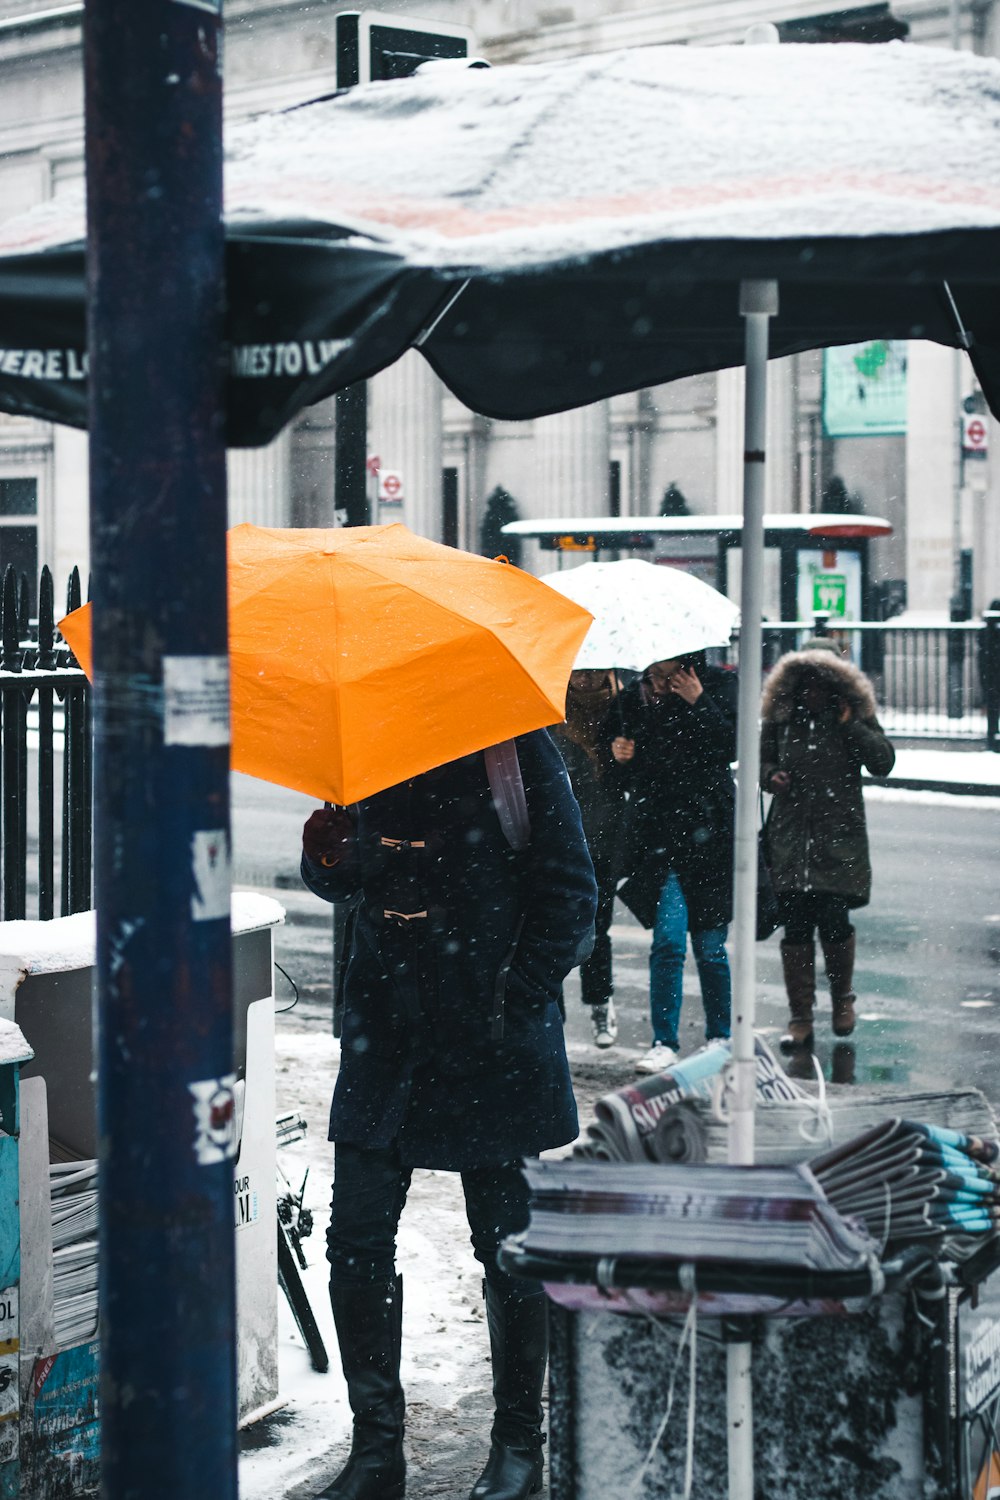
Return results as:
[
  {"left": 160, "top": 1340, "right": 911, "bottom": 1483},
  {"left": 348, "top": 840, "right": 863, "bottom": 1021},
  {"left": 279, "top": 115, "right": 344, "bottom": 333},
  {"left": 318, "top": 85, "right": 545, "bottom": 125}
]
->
[
  {"left": 318, "top": 1276, "right": 405, "bottom": 1500},
  {"left": 470, "top": 1284, "right": 548, "bottom": 1500}
]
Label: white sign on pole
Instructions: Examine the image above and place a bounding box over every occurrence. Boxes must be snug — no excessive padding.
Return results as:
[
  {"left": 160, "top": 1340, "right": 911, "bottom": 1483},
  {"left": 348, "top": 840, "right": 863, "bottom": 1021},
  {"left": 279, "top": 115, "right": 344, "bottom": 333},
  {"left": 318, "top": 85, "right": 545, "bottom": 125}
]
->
[
  {"left": 962, "top": 413, "right": 989, "bottom": 457},
  {"left": 379, "top": 470, "right": 404, "bottom": 504}
]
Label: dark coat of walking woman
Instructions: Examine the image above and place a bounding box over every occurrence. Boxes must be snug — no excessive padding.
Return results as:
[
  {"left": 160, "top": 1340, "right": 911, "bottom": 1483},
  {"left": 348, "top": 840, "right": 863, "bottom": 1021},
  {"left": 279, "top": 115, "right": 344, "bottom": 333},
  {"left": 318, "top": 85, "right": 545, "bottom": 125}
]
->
[
  {"left": 551, "top": 670, "right": 627, "bottom": 1048},
  {"left": 610, "top": 656, "right": 738, "bottom": 1073},
  {"left": 760, "top": 640, "right": 895, "bottom": 1051},
  {"left": 300, "top": 728, "right": 598, "bottom": 1500}
]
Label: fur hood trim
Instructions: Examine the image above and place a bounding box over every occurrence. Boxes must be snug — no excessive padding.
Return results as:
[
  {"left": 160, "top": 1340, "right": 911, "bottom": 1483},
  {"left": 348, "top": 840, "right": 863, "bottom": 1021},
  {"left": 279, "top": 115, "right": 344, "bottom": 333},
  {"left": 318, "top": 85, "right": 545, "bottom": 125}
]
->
[{"left": 761, "top": 649, "right": 878, "bottom": 723}]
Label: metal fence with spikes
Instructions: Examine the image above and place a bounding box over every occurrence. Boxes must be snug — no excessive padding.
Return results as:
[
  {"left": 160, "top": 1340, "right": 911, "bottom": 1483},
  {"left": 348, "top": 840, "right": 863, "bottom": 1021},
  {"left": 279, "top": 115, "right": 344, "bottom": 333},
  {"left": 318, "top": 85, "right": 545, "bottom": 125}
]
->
[{"left": 0, "top": 563, "right": 92, "bottom": 919}]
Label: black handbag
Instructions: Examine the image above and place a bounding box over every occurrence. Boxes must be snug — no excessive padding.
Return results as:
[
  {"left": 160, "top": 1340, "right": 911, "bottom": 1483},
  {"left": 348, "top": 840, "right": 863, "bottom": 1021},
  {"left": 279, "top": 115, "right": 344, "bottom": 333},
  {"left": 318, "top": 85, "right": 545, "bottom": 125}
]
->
[{"left": 756, "top": 798, "right": 780, "bottom": 941}]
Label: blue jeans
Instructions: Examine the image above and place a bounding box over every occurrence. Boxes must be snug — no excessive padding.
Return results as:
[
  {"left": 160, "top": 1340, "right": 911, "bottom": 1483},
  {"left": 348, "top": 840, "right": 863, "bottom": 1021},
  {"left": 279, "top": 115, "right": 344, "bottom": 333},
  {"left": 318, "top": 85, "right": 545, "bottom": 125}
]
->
[{"left": 649, "top": 871, "right": 731, "bottom": 1049}]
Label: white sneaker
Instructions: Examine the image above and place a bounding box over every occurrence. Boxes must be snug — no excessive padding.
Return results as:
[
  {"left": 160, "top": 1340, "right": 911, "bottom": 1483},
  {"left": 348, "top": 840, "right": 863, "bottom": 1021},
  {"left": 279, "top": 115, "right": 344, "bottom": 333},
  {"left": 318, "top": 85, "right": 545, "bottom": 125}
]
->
[
  {"left": 634, "top": 1042, "right": 678, "bottom": 1075},
  {"left": 591, "top": 1001, "right": 618, "bottom": 1049}
]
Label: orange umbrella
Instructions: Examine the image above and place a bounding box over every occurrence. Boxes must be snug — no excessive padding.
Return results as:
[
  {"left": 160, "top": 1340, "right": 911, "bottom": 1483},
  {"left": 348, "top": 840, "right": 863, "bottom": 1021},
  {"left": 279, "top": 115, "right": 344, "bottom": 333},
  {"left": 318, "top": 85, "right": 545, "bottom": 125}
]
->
[{"left": 59, "top": 522, "right": 591, "bottom": 805}]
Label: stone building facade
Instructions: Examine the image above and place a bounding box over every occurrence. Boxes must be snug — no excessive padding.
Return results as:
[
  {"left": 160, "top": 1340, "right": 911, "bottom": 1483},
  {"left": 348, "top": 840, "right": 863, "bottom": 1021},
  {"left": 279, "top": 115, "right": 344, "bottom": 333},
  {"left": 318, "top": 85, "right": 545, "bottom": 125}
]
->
[{"left": 0, "top": 0, "right": 998, "bottom": 615}]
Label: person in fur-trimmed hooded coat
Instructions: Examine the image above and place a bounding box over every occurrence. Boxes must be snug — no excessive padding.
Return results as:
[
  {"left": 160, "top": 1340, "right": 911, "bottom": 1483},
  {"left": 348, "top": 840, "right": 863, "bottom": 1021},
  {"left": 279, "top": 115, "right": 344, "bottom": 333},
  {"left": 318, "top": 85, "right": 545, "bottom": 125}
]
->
[{"left": 760, "top": 639, "right": 894, "bottom": 1050}]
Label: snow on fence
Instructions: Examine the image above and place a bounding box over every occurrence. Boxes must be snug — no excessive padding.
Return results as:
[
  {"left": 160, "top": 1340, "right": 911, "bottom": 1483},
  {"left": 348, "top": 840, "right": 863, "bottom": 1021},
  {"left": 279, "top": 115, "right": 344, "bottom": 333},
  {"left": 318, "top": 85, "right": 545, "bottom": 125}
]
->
[{"left": 724, "top": 613, "right": 1000, "bottom": 746}]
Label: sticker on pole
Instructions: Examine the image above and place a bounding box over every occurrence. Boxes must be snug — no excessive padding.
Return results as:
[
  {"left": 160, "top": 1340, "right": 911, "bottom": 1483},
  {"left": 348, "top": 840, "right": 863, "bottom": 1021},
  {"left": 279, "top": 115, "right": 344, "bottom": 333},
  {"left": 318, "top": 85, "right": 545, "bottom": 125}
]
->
[
  {"left": 191, "top": 828, "right": 230, "bottom": 922},
  {"left": 163, "top": 656, "right": 229, "bottom": 747},
  {"left": 0, "top": 1353, "right": 18, "bottom": 1426},
  {"left": 189, "top": 1073, "right": 239, "bottom": 1164}
]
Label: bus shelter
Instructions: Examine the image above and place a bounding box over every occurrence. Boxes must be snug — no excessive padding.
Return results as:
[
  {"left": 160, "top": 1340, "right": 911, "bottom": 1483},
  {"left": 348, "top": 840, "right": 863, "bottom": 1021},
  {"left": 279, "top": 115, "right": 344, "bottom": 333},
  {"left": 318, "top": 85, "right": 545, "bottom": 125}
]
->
[{"left": 502, "top": 512, "right": 892, "bottom": 624}]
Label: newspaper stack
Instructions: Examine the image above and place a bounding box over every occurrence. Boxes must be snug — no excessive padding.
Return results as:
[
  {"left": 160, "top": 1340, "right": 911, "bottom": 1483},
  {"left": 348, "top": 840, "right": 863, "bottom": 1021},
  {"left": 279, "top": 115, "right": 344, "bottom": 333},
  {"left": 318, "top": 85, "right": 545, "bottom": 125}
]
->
[
  {"left": 811, "top": 1119, "right": 1000, "bottom": 1255},
  {"left": 573, "top": 1036, "right": 813, "bottom": 1165},
  {"left": 521, "top": 1159, "right": 876, "bottom": 1272},
  {"left": 50, "top": 1158, "right": 99, "bottom": 1349},
  {"left": 696, "top": 1087, "right": 999, "bottom": 1167}
]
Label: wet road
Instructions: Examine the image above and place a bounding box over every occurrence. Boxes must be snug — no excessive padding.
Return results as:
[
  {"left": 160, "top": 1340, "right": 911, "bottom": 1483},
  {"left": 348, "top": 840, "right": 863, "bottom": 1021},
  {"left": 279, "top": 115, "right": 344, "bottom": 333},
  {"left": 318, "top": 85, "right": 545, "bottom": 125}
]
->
[{"left": 234, "top": 777, "right": 1000, "bottom": 1104}]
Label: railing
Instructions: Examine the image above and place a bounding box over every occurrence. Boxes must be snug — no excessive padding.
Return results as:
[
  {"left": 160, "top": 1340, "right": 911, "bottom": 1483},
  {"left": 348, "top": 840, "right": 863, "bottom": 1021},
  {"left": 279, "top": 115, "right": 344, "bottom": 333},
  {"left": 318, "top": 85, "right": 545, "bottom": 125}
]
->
[
  {"left": 721, "top": 612, "right": 1000, "bottom": 748},
  {"left": 0, "top": 563, "right": 92, "bottom": 920}
]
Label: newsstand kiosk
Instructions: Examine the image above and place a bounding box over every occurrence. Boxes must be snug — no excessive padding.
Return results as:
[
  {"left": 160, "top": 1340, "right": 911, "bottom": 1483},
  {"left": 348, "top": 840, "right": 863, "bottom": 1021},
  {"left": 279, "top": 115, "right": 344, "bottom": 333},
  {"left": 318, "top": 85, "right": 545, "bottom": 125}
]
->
[{"left": 0, "top": 892, "right": 284, "bottom": 1499}]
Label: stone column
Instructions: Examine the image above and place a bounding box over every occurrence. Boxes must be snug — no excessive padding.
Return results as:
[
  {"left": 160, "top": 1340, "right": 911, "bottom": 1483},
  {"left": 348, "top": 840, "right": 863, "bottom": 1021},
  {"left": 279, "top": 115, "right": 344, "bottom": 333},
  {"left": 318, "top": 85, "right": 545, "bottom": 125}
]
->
[
  {"left": 227, "top": 431, "right": 290, "bottom": 528},
  {"left": 369, "top": 351, "right": 443, "bottom": 541},
  {"left": 532, "top": 400, "right": 610, "bottom": 517},
  {"left": 716, "top": 358, "right": 795, "bottom": 515},
  {"left": 52, "top": 426, "right": 90, "bottom": 589},
  {"left": 905, "top": 341, "right": 955, "bottom": 614},
  {"left": 715, "top": 367, "right": 745, "bottom": 514}
]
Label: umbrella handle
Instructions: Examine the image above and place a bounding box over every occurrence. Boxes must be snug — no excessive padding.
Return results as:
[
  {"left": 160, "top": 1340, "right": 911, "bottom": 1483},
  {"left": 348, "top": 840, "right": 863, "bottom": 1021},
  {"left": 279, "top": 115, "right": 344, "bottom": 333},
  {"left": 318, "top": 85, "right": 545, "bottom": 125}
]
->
[{"left": 614, "top": 672, "right": 626, "bottom": 735}]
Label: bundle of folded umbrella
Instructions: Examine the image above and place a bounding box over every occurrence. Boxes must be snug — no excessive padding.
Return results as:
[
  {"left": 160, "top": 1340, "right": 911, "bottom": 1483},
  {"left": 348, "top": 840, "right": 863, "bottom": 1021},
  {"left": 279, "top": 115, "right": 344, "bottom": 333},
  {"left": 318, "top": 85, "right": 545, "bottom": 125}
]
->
[{"left": 809, "top": 1119, "right": 1000, "bottom": 1255}]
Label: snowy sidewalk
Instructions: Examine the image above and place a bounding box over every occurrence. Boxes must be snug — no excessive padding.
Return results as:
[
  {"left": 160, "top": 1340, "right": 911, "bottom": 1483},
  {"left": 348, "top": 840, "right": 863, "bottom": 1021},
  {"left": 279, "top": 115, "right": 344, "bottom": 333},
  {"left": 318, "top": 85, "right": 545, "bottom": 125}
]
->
[{"left": 865, "top": 746, "right": 1000, "bottom": 799}]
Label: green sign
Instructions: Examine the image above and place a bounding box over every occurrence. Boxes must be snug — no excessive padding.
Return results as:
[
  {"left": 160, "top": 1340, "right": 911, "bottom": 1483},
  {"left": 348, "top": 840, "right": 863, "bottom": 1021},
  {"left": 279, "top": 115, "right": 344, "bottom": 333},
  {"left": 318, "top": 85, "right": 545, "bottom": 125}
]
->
[
  {"left": 822, "top": 339, "right": 907, "bottom": 437},
  {"left": 813, "top": 574, "right": 847, "bottom": 616}
]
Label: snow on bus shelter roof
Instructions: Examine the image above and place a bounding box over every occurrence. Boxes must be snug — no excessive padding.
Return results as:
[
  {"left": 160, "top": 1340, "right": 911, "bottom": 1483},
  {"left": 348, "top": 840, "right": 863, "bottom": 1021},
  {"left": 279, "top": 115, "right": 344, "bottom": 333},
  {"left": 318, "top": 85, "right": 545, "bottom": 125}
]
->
[{"left": 502, "top": 513, "right": 892, "bottom": 544}]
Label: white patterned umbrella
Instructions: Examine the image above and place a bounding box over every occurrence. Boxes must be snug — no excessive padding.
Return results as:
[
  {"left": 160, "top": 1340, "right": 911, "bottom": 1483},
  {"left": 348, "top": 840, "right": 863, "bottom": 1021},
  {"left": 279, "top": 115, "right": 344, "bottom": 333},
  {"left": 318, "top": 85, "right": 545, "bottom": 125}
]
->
[{"left": 540, "top": 558, "right": 739, "bottom": 672}]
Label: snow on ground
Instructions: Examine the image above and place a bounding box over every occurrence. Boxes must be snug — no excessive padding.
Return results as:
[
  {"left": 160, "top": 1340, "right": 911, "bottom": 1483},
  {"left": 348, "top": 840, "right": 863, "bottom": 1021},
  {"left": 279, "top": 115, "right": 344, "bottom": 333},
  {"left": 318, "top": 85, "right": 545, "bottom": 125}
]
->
[
  {"left": 863, "top": 746, "right": 1000, "bottom": 808},
  {"left": 240, "top": 1026, "right": 493, "bottom": 1500}
]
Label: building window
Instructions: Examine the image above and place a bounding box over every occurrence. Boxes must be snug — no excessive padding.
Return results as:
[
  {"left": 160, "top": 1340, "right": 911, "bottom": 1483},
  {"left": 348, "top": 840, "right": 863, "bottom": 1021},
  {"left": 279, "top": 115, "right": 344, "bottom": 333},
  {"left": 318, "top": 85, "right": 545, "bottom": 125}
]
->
[
  {"left": 777, "top": 5, "right": 908, "bottom": 44},
  {"left": 609, "top": 460, "right": 622, "bottom": 518},
  {"left": 0, "top": 477, "right": 39, "bottom": 613}
]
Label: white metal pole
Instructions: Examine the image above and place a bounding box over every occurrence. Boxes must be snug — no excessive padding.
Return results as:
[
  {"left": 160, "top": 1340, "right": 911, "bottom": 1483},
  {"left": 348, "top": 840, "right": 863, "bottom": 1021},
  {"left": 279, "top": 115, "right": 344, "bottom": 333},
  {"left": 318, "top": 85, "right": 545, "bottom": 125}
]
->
[
  {"left": 728, "top": 32, "right": 778, "bottom": 1500},
  {"left": 727, "top": 1339, "right": 754, "bottom": 1500},
  {"left": 725, "top": 276, "right": 778, "bottom": 1500},
  {"left": 728, "top": 278, "right": 778, "bottom": 1169}
]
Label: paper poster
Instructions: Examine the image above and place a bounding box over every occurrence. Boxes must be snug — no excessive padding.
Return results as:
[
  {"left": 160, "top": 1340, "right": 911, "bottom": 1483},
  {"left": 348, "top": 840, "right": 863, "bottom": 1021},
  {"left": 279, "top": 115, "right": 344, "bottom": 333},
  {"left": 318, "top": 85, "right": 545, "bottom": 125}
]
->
[
  {"left": 190, "top": 828, "right": 230, "bottom": 922},
  {"left": 163, "top": 656, "right": 229, "bottom": 748}
]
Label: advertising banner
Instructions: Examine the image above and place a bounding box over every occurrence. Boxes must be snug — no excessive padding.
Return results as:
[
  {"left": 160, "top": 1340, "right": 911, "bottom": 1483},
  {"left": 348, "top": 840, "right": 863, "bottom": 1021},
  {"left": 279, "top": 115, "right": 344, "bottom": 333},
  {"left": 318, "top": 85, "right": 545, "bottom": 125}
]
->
[{"left": 822, "top": 340, "right": 908, "bottom": 437}]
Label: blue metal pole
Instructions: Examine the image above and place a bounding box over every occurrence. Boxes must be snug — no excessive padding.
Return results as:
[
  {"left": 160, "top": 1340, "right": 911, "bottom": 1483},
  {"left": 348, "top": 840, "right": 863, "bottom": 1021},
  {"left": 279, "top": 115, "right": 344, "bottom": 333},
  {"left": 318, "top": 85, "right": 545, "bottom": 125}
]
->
[{"left": 83, "top": 2, "right": 236, "bottom": 1497}]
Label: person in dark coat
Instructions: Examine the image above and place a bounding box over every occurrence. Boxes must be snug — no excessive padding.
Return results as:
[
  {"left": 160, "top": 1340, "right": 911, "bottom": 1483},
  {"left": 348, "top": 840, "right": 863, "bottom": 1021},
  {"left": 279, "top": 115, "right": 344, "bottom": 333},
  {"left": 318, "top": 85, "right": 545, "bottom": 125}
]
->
[
  {"left": 550, "top": 669, "right": 627, "bottom": 1048},
  {"left": 610, "top": 652, "right": 738, "bottom": 1074},
  {"left": 760, "top": 638, "right": 895, "bottom": 1051},
  {"left": 300, "top": 728, "right": 597, "bottom": 1500}
]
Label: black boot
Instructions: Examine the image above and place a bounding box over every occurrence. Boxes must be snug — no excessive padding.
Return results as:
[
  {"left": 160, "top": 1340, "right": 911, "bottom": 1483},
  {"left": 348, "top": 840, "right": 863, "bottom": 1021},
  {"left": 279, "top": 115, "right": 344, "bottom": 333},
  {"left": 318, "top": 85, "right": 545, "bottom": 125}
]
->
[
  {"left": 470, "top": 1284, "right": 547, "bottom": 1500},
  {"left": 317, "top": 1277, "right": 405, "bottom": 1500}
]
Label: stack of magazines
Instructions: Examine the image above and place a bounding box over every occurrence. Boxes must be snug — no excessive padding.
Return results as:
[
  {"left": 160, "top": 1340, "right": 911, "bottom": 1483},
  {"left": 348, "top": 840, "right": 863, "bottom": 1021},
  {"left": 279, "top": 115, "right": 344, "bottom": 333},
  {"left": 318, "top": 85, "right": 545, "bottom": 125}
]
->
[
  {"left": 50, "top": 1157, "right": 99, "bottom": 1348},
  {"left": 521, "top": 1159, "right": 876, "bottom": 1273},
  {"left": 810, "top": 1119, "right": 1000, "bottom": 1254}
]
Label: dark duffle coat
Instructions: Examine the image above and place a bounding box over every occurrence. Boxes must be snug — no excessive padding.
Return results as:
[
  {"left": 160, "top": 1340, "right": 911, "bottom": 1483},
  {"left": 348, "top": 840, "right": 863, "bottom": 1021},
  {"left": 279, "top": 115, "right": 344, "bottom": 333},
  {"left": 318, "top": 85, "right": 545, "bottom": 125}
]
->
[
  {"left": 760, "top": 649, "right": 895, "bottom": 908},
  {"left": 301, "top": 729, "right": 598, "bottom": 1171},
  {"left": 611, "top": 666, "right": 739, "bottom": 932}
]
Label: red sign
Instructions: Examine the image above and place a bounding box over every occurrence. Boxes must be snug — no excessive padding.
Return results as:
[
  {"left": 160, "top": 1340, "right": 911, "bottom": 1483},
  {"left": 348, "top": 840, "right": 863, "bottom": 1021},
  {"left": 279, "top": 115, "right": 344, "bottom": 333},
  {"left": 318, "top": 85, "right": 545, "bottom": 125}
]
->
[
  {"left": 963, "top": 414, "right": 989, "bottom": 456},
  {"left": 366, "top": 453, "right": 381, "bottom": 476}
]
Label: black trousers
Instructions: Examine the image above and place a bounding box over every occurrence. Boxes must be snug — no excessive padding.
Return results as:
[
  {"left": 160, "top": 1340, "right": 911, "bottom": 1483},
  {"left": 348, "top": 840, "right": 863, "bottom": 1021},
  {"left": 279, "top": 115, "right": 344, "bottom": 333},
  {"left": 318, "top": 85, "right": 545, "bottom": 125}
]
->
[
  {"left": 327, "top": 1140, "right": 539, "bottom": 1296},
  {"left": 579, "top": 849, "right": 616, "bottom": 1009},
  {"left": 780, "top": 891, "right": 853, "bottom": 945}
]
